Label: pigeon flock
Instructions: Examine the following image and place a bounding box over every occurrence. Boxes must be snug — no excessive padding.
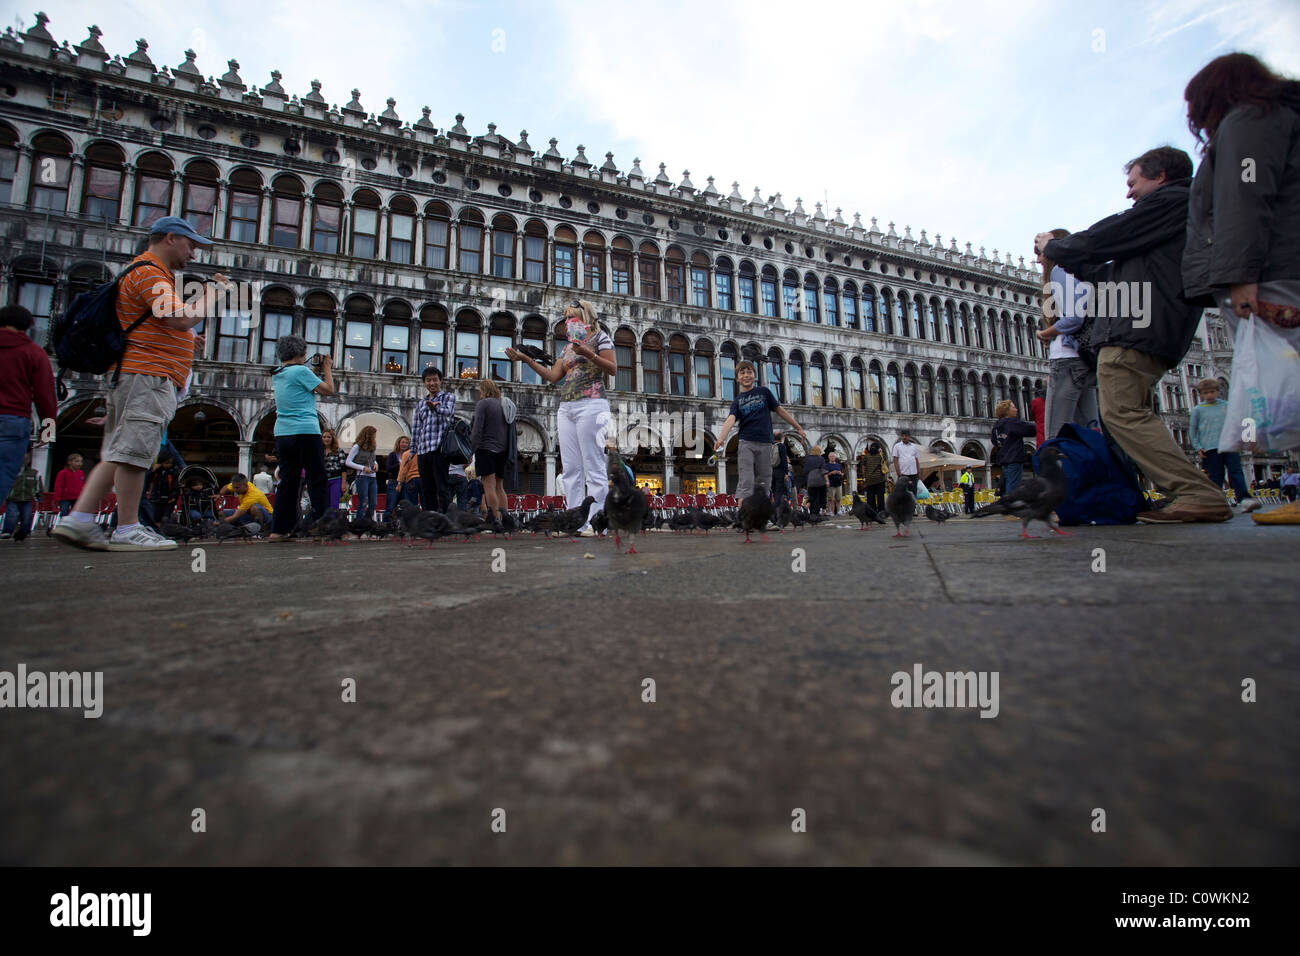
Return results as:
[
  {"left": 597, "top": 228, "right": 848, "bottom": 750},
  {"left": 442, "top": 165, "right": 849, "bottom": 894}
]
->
[{"left": 152, "top": 447, "right": 1072, "bottom": 551}]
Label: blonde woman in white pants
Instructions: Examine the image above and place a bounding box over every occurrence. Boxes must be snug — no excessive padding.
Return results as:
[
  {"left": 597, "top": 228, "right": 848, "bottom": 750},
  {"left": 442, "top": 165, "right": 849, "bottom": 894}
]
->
[{"left": 507, "top": 300, "right": 616, "bottom": 534}]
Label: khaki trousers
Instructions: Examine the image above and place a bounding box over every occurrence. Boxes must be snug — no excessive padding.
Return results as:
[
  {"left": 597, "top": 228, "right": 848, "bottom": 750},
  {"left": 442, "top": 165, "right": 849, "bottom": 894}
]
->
[{"left": 1096, "top": 346, "right": 1224, "bottom": 506}]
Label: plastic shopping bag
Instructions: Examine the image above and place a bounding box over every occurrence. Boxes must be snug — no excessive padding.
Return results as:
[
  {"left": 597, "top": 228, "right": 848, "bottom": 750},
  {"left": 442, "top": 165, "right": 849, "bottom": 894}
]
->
[{"left": 1218, "top": 316, "right": 1300, "bottom": 453}]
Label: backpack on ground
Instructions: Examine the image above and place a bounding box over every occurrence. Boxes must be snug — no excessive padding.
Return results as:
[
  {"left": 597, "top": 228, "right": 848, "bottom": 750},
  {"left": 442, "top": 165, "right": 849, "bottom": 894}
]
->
[
  {"left": 1034, "top": 424, "right": 1143, "bottom": 525},
  {"left": 51, "top": 261, "right": 156, "bottom": 399}
]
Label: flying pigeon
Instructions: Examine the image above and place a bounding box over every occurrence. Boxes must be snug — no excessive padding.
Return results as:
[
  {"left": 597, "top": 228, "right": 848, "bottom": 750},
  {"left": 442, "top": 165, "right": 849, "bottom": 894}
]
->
[
  {"left": 885, "top": 482, "right": 916, "bottom": 537},
  {"left": 515, "top": 344, "right": 555, "bottom": 367},
  {"left": 605, "top": 448, "right": 649, "bottom": 553},
  {"left": 738, "top": 486, "right": 774, "bottom": 543},
  {"left": 972, "top": 446, "right": 1070, "bottom": 539}
]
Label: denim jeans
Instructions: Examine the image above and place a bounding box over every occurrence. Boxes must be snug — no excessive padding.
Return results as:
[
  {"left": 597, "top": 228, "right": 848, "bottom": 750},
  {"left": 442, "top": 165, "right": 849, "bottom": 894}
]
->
[
  {"left": 3, "top": 500, "right": 35, "bottom": 539},
  {"left": 1002, "top": 463, "right": 1024, "bottom": 496},
  {"left": 222, "top": 504, "right": 271, "bottom": 526},
  {"left": 0, "top": 414, "right": 32, "bottom": 507},
  {"left": 353, "top": 474, "right": 377, "bottom": 517},
  {"left": 385, "top": 479, "right": 399, "bottom": 515},
  {"left": 448, "top": 474, "right": 468, "bottom": 511},
  {"left": 402, "top": 478, "right": 422, "bottom": 506},
  {"left": 1200, "top": 450, "right": 1250, "bottom": 503}
]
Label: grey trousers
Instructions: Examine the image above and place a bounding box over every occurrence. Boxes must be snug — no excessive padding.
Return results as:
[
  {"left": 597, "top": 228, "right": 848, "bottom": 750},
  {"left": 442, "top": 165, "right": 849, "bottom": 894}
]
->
[
  {"left": 1046, "top": 357, "right": 1099, "bottom": 442},
  {"left": 736, "top": 440, "right": 771, "bottom": 499}
]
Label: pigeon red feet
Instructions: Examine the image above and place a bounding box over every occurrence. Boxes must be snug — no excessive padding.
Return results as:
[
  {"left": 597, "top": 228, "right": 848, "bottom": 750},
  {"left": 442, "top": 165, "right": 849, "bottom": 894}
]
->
[
  {"left": 1050, "top": 527, "right": 1072, "bottom": 536},
  {"left": 760, "top": 533, "right": 770, "bottom": 541},
  {"left": 1019, "top": 531, "right": 1039, "bottom": 539},
  {"left": 625, "top": 544, "right": 638, "bottom": 554}
]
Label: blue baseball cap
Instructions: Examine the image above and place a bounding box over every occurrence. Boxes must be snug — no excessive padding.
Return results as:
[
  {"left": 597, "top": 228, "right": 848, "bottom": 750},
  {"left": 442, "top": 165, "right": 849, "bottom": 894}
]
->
[{"left": 149, "top": 215, "right": 213, "bottom": 245}]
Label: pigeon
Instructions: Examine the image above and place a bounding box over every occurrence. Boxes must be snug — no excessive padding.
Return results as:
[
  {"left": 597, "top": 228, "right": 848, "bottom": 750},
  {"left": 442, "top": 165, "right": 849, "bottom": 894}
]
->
[
  {"left": 590, "top": 509, "right": 609, "bottom": 535},
  {"left": 350, "top": 515, "right": 376, "bottom": 539},
  {"left": 850, "top": 493, "right": 888, "bottom": 530},
  {"left": 403, "top": 507, "right": 453, "bottom": 547},
  {"left": 738, "top": 487, "right": 774, "bottom": 543},
  {"left": 495, "top": 510, "right": 518, "bottom": 537},
  {"left": 972, "top": 446, "right": 1070, "bottom": 539},
  {"left": 885, "top": 482, "right": 917, "bottom": 537},
  {"left": 805, "top": 512, "right": 830, "bottom": 525},
  {"left": 774, "top": 502, "right": 794, "bottom": 532},
  {"left": 552, "top": 495, "right": 596, "bottom": 540},
  {"left": 241, "top": 521, "right": 262, "bottom": 540},
  {"left": 210, "top": 520, "right": 242, "bottom": 544},
  {"left": 515, "top": 343, "right": 556, "bottom": 367},
  {"left": 446, "top": 503, "right": 488, "bottom": 540},
  {"left": 605, "top": 448, "right": 649, "bottom": 554},
  {"left": 924, "top": 505, "right": 952, "bottom": 524},
  {"left": 668, "top": 510, "right": 695, "bottom": 534},
  {"left": 161, "top": 520, "right": 202, "bottom": 542},
  {"left": 312, "top": 508, "right": 351, "bottom": 545}
]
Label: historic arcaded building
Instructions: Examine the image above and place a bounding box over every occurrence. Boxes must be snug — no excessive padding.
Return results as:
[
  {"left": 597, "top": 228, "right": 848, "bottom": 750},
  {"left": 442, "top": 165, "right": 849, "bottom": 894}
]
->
[{"left": 3, "top": 14, "right": 1280, "bottom": 498}]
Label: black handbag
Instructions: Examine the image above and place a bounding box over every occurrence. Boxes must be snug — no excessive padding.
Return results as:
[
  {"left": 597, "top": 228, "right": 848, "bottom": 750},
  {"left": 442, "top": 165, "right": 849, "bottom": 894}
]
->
[
  {"left": 1074, "top": 316, "right": 1103, "bottom": 371},
  {"left": 438, "top": 419, "right": 473, "bottom": 465}
]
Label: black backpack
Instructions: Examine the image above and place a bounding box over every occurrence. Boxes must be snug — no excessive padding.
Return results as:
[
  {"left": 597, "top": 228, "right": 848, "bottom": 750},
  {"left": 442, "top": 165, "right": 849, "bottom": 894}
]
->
[{"left": 51, "top": 261, "right": 157, "bottom": 399}]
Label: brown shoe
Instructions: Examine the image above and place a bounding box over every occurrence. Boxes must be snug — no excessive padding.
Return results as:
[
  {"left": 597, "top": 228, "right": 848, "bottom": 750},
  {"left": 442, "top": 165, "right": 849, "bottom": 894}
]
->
[{"left": 1137, "top": 502, "right": 1233, "bottom": 524}]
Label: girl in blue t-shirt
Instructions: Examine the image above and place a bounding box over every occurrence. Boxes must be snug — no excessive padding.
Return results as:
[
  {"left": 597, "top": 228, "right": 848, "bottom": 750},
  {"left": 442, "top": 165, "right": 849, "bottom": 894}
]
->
[{"left": 267, "top": 336, "right": 335, "bottom": 540}]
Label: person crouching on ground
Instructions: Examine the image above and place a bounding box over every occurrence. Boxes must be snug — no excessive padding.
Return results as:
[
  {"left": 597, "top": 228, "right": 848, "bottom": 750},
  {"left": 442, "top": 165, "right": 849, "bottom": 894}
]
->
[
  {"left": 713, "top": 361, "right": 807, "bottom": 506},
  {"left": 508, "top": 300, "right": 615, "bottom": 536},
  {"left": 217, "top": 472, "right": 273, "bottom": 527},
  {"left": 267, "top": 336, "right": 334, "bottom": 542}
]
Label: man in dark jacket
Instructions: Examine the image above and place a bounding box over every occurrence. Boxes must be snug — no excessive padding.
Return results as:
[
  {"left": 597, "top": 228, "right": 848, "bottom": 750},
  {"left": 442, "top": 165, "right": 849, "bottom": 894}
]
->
[
  {"left": 1036, "top": 147, "right": 1231, "bottom": 524},
  {"left": 0, "top": 305, "right": 57, "bottom": 502}
]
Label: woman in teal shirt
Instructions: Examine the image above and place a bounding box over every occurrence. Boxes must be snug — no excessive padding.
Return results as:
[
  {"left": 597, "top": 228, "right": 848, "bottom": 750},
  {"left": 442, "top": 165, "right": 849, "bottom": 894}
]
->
[{"left": 268, "top": 336, "right": 335, "bottom": 540}]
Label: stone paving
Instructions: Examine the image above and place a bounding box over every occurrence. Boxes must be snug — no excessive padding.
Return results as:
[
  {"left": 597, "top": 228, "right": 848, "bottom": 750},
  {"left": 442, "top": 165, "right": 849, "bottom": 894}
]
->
[{"left": 1, "top": 509, "right": 1297, "bottom": 865}]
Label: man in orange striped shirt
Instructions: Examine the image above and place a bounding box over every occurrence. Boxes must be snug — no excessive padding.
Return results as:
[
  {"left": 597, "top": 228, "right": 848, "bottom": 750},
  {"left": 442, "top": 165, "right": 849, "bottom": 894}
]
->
[{"left": 54, "top": 217, "right": 230, "bottom": 552}]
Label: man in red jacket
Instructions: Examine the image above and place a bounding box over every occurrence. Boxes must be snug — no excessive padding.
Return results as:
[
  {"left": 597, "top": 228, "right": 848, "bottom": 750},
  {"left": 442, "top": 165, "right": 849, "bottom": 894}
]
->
[
  {"left": 0, "top": 305, "right": 57, "bottom": 502},
  {"left": 1030, "top": 387, "right": 1046, "bottom": 447}
]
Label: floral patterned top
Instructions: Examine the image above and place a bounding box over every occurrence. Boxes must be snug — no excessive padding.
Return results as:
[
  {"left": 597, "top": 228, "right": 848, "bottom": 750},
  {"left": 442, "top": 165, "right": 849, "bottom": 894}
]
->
[{"left": 557, "top": 329, "right": 614, "bottom": 403}]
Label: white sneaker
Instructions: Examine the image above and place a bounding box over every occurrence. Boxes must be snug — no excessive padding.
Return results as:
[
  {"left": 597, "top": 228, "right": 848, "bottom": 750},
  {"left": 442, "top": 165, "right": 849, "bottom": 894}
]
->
[
  {"left": 109, "top": 526, "right": 178, "bottom": 551},
  {"left": 52, "top": 520, "right": 110, "bottom": 551},
  {"left": 575, "top": 526, "right": 597, "bottom": 538},
  {"left": 1238, "top": 498, "right": 1262, "bottom": 513}
]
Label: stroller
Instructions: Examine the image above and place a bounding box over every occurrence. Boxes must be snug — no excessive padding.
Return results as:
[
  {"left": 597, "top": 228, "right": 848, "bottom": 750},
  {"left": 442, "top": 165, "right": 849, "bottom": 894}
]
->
[{"left": 177, "top": 465, "right": 220, "bottom": 528}]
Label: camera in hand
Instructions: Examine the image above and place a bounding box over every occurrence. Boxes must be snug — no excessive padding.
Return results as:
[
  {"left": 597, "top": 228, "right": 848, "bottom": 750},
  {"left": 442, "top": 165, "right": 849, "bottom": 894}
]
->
[{"left": 310, "top": 354, "right": 324, "bottom": 372}]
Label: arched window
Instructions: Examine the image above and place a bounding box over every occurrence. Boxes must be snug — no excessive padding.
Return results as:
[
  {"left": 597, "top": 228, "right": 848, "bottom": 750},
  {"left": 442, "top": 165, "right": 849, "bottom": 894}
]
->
[
  {"left": 720, "top": 342, "right": 738, "bottom": 400},
  {"left": 519, "top": 315, "right": 545, "bottom": 384},
  {"left": 259, "top": 288, "right": 295, "bottom": 365},
  {"left": 311, "top": 181, "right": 343, "bottom": 254},
  {"left": 944, "top": 302, "right": 956, "bottom": 343},
  {"left": 418, "top": 305, "right": 448, "bottom": 374},
  {"left": 842, "top": 280, "right": 857, "bottom": 329},
  {"left": 454, "top": 310, "right": 482, "bottom": 379},
  {"left": 30, "top": 132, "right": 72, "bottom": 211},
  {"left": 1014, "top": 315, "right": 1025, "bottom": 355},
  {"left": 555, "top": 226, "right": 577, "bottom": 288},
  {"left": 904, "top": 365, "right": 919, "bottom": 412},
  {"left": 760, "top": 265, "right": 779, "bottom": 317},
  {"left": 665, "top": 247, "right": 686, "bottom": 303},
  {"left": 82, "top": 142, "right": 124, "bottom": 222},
  {"left": 389, "top": 196, "right": 416, "bottom": 264},
  {"left": 803, "top": 273, "right": 820, "bottom": 323},
  {"left": 382, "top": 301, "right": 413, "bottom": 374},
  {"left": 226, "top": 167, "right": 262, "bottom": 243},
  {"left": 972, "top": 307, "right": 985, "bottom": 349},
  {"left": 759, "top": 345, "right": 780, "bottom": 403},
  {"left": 269, "top": 175, "right": 303, "bottom": 248},
  {"left": 424, "top": 201, "right": 451, "bottom": 268},
  {"left": 614, "top": 328, "right": 637, "bottom": 391},
  {"left": 881, "top": 289, "right": 895, "bottom": 335},
  {"left": 524, "top": 219, "right": 547, "bottom": 282},
  {"left": 690, "top": 252, "right": 710, "bottom": 308},
  {"left": 304, "top": 291, "right": 336, "bottom": 361},
  {"left": 215, "top": 295, "right": 251, "bottom": 363},
  {"left": 0, "top": 124, "right": 18, "bottom": 205},
  {"left": 642, "top": 331, "right": 664, "bottom": 393},
  {"left": 808, "top": 352, "right": 826, "bottom": 405},
  {"left": 829, "top": 355, "right": 846, "bottom": 408},
  {"left": 868, "top": 360, "right": 884, "bottom": 411},
  {"left": 965, "top": 372, "right": 977, "bottom": 418},
  {"left": 638, "top": 241, "right": 659, "bottom": 299},
  {"left": 180, "top": 160, "right": 219, "bottom": 237},
  {"left": 583, "top": 231, "right": 605, "bottom": 291},
  {"left": 862, "top": 284, "right": 876, "bottom": 332},
  {"left": 611, "top": 237, "right": 632, "bottom": 294},
  {"left": 983, "top": 373, "right": 995, "bottom": 417},
  {"left": 886, "top": 363, "right": 901, "bottom": 412},
  {"left": 458, "top": 208, "right": 484, "bottom": 274},
  {"left": 489, "top": 312, "right": 514, "bottom": 381},
  {"left": 11, "top": 258, "right": 58, "bottom": 346},
  {"left": 928, "top": 298, "right": 940, "bottom": 340},
  {"left": 848, "top": 359, "right": 865, "bottom": 410},
  {"left": 896, "top": 294, "right": 909, "bottom": 337},
  {"left": 350, "top": 189, "right": 380, "bottom": 258},
  {"left": 1001, "top": 313, "right": 1011, "bottom": 353},
  {"left": 824, "top": 277, "right": 839, "bottom": 327},
  {"left": 737, "top": 261, "right": 756, "bottom": 313},
  {"left": 715, "top": 256, "right": 734, "bottom": 311},
  {"left": 669, "top": 334, "right": 690, "bottom": 395},
  {"left": 489, "top": 214, "right": 516, "bottom": 277},
  {"left": 915, "top": 295, "right": 929, "bottom": 339},
  {"left": 788, "top": 351, "right": 806, "bottom": 405},
  {"left": 132, "top": 151, "right": 174, "bottom": 228},
  {"left": 920, "top": 366, "right": 934, "bottom": 414},
  {"left": 959, "top": 304, "right": 971, "bottom": 346},
  {"left": 695, "top": 338, "right": 715, "bottom": 398},
  {"left": 343, "top": 296, "right": 375, "bottom": 371},
  {"left": 782, "top": 269, "right": 800, "bottom": 320}
]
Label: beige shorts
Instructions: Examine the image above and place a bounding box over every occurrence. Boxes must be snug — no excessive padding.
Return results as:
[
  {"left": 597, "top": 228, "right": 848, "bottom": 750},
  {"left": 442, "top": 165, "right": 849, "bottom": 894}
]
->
[{"left": 101, "top": 373, "right": 177, "bottom": 469}]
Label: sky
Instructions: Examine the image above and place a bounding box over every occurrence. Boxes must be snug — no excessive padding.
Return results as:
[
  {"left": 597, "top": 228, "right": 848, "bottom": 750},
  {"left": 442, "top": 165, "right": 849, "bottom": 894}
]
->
[{"left": 5, "top": 0, "right": 1298, "bottom": 265}]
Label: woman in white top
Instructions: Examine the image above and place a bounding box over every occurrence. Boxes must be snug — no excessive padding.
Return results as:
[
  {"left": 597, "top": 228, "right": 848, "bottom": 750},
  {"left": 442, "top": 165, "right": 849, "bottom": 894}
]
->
[{"left": 1037, "top": 229, "right": 1100, "bottom": 442}]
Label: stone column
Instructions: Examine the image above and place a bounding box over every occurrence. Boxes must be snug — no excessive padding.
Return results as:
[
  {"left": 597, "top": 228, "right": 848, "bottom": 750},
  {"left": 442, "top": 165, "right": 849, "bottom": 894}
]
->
[
  {"left": 376, "top": 204, "right": 388, "bottom": 260},
  {"left": 169, "top": 171, "right": 184, "bottom": 217},
  {"left": 66, "top": 155, "right": 86, "bottom": 216},
  {"left": 121, "top": 164, "right": 137, "bottom": 224},
  {"left": 414, "top": 214, "right": 425, "bottom": 267},
  {"left": 258, "top": 187, "right": 273, "bottom": 245},
  {"left": 630, "top": 251, "right": 640, "bottom": 298},
  {"left": 11, "top": 144, "right": 32, "bottom": 206},
  {"left": 300, "top": 195, "right": 314, "bottom": 251},
  {"left": 236, "top": 441, "right": 252, "bottom": 476},
  {"left": 544, "top": 451, "right": 557, "bottom": 496},
  {"left": 212, "top": 179, "right": 226, "bottom": 239},
  {"left": 717, "top": 459, "right": 727, "bottom": 496}
]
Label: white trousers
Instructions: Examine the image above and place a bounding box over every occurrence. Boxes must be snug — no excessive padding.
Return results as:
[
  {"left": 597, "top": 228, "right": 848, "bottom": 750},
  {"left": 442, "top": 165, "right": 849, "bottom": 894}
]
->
[{"left": 557, "top": 398, "right": 610, "bottom": 526}]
